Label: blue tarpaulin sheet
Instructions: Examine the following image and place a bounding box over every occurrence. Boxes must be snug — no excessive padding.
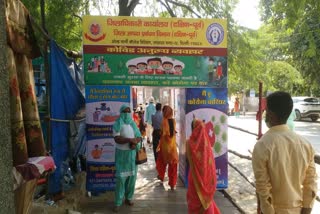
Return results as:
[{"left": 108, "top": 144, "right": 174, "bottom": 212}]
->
[{"left": 48, "top": 40, "right": 85, "bottom": 194}]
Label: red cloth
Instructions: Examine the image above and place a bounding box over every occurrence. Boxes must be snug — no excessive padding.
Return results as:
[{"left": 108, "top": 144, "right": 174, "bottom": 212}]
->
[
  {"left": 187, "top": 173, "right": 220, "bottom": 214},
  {"left": 187, "top": 119, "right": 220, "bottom": 213},
  {"left": 234, "top": 100, "right": 240, "bottom": 112},
  {"left": 13, "top": 156, "right": 56, "bottom": 190},
  {"left": 205, "top": 122, "right": 215, "bottom": 146},
  {"left": 156, "top": 105, "right": 178, "bottom": 188},
  {"left": 157, "top": 106, "right": 178, "bottom": 164},
  {"left": 156, "top": 151, "right": 177, "bottom": 188},
  {"left": 216, "top": 65, "right": 223, "bottom": 77}
]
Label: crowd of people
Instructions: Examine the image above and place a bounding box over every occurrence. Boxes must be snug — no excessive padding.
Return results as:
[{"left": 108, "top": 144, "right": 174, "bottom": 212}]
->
[
  {"left": 112, "top": 97, "right": 221, "bottom": 213},
  {"left": 111, "top": 91, "right": 318, "bottom": 214}
]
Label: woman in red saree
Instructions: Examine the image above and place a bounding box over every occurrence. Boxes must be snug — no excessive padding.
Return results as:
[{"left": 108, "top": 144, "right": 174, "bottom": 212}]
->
[
  {"left": 156, "top": 105, "right": 178, "bottom": 190},
  {"left": 187, "top": 119, "right": 220, "bottom": 214}
]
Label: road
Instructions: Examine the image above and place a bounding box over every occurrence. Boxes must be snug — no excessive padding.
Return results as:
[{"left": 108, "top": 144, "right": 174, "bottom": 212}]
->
[
  {"left": 228, "top": 113, "right": 320, "bottom": 154},
  {"left": 295, "top": 119, "right": 320, "bottom": 154}
]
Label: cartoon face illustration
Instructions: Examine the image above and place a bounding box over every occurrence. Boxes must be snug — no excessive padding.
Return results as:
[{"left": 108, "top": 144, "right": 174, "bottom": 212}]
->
[
  {"left": 137, "top": 62, "right": 147, "bottom": 71},
  {"left": 174, "top": 65, "right": 183, "bottom": 75},
  {"left": 162, "top": 61, "right": 173, "bottom": 72},
  {"left": 147, "top": 58, "right": 162, "bottom": 69},
  {"left": 128, "top": 65, "right": 137, "bottom": 73},
  {"left": 174, "top": 65, "right": 182, "bottom": 72},
  {"left": 209, "top": 58, "right": 214, "bottom": 65}
]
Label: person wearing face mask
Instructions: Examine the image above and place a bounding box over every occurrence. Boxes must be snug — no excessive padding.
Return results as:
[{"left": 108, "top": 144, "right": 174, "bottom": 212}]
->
[
  {"left": 112, "top": 104, "right": 142, "bottom": 212},
  {"left": 252, "top": 91, "right": 317, "bottom": 214}
]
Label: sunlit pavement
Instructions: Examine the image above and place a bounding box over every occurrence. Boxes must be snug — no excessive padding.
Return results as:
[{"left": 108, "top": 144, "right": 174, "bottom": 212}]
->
[
  {"left": 73, "top": 144, "right": 241, "bottom": 214},
  {"left": 31, "top": 114, "right": 320, "bottom": 213},
  {"left": 31, "top": 143, "right": 240, "bottom": 214}
]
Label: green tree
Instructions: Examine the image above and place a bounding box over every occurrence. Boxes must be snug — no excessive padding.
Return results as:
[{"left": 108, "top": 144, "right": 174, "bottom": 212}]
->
[
  {"left": 266, "top": 61, "right": 304, "bottom": 94},
  {"left": 21, "top": 0, "right": 89, "bottom": 50},
  {"left": 260, "top": 0, "right": 320, "bottom": 95}
]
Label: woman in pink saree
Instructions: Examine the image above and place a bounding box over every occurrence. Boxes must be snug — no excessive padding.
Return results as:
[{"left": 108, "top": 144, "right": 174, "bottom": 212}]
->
[{"left": 186, "top": 119, "right": 220, "bottom": 214}]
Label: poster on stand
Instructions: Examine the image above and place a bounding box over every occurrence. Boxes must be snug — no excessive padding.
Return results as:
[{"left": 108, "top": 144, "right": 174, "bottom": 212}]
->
[
  {"left": 185, "top": 88, "right": 228, "bottom": 189},
  {"left": 83, "top": 16, "right": 227, "bottom": 87},
  {"left": 176, "top": 89, "right": 188, "bottom": 185},
  {"left": 85, "top": 85, "right": 130, "bottom": 192}
]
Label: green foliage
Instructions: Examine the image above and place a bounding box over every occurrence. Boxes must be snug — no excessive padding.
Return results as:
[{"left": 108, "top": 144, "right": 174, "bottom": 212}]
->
[
  {"left": 21, "top": 0, "right": 90, "bottom": 50},
  {"left": 266, "top": 61, "right": 304, "bottom": 95},
  {"left": 211, "top": 115, "right": 215, "bottom": 122},
  {"left": 260, "top": 0, "right": 320, "bottom": 96}
]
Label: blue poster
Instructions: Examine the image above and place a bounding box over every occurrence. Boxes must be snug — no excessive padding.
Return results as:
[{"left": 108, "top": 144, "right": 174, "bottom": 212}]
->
[
  {"left": 85, "top": 85, "right": 130, "bottom": 192},
  {"left": 185, "top": 88, "right": 228, "bottom": 189}
]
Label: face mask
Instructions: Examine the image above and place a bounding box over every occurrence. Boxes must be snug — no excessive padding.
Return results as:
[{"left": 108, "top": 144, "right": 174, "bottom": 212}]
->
[
  {"left": 151, "top": 65, "right": 158, "bottom": 69},
  {"left": 121, "top": 113, "right": 131, "bottom": 124}
]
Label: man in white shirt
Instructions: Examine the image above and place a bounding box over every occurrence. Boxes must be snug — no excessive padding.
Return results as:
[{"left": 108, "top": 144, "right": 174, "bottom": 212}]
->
[{"left": 252, "top": 91, "right": 317, "bottom": 214}]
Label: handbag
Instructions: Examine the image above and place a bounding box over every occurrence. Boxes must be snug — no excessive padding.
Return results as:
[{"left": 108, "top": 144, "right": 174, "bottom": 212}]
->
[{"left": 136, "top": 141, "right": 147, "bottom": 165}]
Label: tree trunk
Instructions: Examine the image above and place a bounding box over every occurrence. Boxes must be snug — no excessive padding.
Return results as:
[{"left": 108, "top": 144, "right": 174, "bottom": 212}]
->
[
  {"left": 118, "top": 0, "right": 140, "bottom": 16},
  {"left": 0, "top": 0, "right": 15, "bottom": 212}
]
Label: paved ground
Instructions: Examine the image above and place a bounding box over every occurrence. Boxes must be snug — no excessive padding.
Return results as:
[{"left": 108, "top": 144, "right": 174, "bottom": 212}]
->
[
  {"left": 30, "top": 113, "right": 320, "bottom": 213},
  {"left": 31, "top": 142, "right": 241, "bottom": 214},
  {"left": 77, "top": 144, "right": 241, "bottom": 214}
]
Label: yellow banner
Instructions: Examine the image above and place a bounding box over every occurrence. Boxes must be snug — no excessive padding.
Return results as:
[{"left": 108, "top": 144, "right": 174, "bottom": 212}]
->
[{"left": 83, "top": 16, "right": 227, "bottom": 48}]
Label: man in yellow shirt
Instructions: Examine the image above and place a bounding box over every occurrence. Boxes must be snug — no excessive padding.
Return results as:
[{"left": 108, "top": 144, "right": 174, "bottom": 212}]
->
[{"left": 252, "top": 91, "right": 317, "bottom": 214}]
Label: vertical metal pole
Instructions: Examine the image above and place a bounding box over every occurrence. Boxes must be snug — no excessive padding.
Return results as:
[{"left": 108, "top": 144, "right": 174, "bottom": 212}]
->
[
  {"left": 0, "top": 0, "right": 15, "bottom": 212},
  {"left": 242, "top": 90, "right": 245, "bottom": 116},
  {"left": 41, "top": 0, "right": 51, "bottom": 151},
  {"left": 258, "top": 81, "right": 263, "bottom": 139}
]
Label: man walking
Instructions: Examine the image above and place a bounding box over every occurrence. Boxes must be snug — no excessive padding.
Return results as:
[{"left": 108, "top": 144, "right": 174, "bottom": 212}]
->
[
  {"left": 145, "top": 97, "right": 156, "bottom": 145},
  {"left": 151, "top": 103, "right": 163, "bottom": 161},
  {"left": 252, "top": 91, "right": 317, "bottom": 214}
]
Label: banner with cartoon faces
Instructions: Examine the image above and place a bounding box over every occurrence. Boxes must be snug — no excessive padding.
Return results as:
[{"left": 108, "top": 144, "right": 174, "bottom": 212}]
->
[{"left": 83, "top": 16, "right": 227, "bottom": 87}]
